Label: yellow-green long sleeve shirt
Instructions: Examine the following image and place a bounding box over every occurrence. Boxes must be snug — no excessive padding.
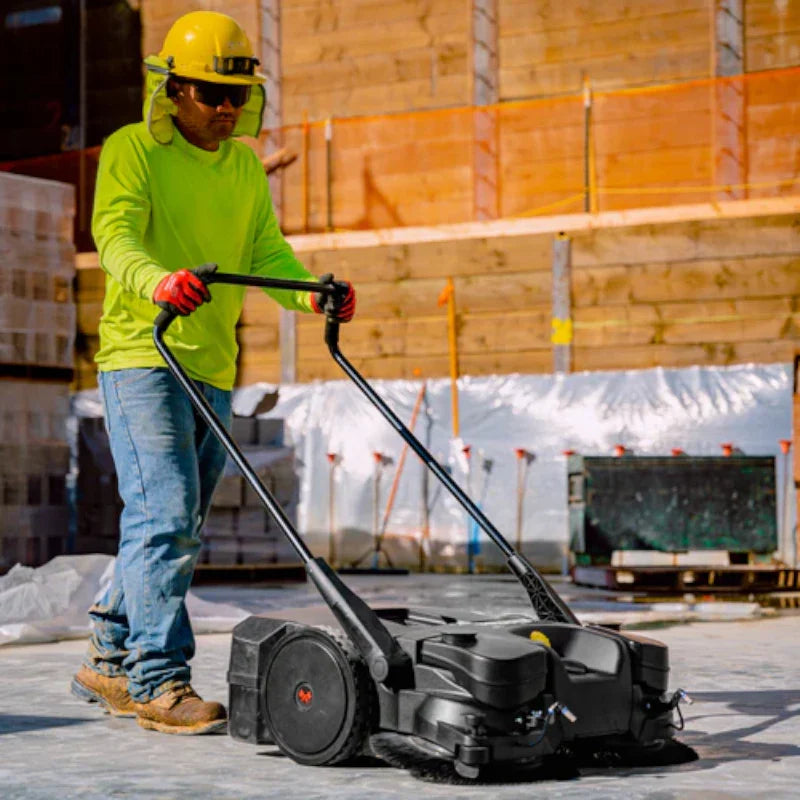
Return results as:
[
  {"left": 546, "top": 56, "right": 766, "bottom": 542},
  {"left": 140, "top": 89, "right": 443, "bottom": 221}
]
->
[{"left": 92, "top": 121, "right": 315, "bottom": 390}]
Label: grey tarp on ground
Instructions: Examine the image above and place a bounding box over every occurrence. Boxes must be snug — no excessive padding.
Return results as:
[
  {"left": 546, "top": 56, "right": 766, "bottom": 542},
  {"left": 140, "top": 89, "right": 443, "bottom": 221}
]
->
[{"left": 0, "top": 555, "right": 248, "bottom": 646}]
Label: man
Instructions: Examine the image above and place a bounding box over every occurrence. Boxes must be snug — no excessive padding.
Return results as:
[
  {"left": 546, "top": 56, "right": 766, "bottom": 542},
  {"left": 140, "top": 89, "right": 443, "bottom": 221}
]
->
[{"left": 71, "top": 10, "right": 355, "bottom": 735}]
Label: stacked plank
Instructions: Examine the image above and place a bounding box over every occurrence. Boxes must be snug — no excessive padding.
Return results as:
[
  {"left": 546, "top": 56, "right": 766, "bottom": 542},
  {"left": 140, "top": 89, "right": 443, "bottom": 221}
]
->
[
  {"left": 277, "top": 66, "right": 800, "bottom": 232},
  {"left": 568, "top": 210, "right": 800, "bottom": 371},
  {"left": 74, "top": 200, "right": 800, "bottom": 386},
  {"left": 281, "top": 0, "right": 470, "bottom": 123},
  {"left": 137, "top": 0, "right": 800, "bottom": 123},
  {"left": 0, "top": 172, "right": 76, "bottom": 570},
  {"left": 746, "top": 68, "right": 800, "bottom": 202},
  {"left": 271, "top": 200, "right": 800, "bottom": 381},
  {"left": 746, "top": 0, "right": 800, "bottom": 71},
  {"left": 497, "top": 0, "right": 711, "bottom": 99}
]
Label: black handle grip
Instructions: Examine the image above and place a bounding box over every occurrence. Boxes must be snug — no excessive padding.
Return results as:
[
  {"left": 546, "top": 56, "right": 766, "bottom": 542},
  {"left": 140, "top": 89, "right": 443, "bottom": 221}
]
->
[
  {"left": 324, "top": 316, "right": 340, "bottom": 350},
  {"left": 155, "top": 307, "right": 177, "bottom": 332}
]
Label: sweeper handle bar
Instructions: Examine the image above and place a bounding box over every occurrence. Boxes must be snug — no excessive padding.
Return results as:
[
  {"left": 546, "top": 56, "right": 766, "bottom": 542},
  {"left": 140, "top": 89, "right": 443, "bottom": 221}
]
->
[
  {"left": 324, "top": 319, "right": 578, "bottom": 626},
  {"left": 155, "top": 271, "right": 576, "bottom": 626},
  {"left": 153, "top": 273, "right": 412, "bottom": 688}
]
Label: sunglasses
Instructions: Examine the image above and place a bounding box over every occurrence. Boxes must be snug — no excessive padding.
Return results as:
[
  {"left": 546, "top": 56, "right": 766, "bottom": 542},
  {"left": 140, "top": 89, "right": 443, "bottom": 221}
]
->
[{"left": 188, "top": 80, "right": 252, "bottom": 109}]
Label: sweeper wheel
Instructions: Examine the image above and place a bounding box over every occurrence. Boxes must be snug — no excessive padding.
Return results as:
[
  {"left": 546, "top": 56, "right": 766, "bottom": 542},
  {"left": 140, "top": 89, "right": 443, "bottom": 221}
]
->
[{"left": 262, "top": 626, "right": 374, "bottom": 765}]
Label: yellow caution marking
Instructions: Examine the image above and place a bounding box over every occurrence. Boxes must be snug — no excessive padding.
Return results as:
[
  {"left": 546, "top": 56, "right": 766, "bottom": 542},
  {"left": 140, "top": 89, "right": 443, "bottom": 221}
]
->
[
  {"left": 529, "top": 631, "right": 552, "bottom": 647},
  {"left": 551, "top": 318, "right": 573, "bottom": 345}
]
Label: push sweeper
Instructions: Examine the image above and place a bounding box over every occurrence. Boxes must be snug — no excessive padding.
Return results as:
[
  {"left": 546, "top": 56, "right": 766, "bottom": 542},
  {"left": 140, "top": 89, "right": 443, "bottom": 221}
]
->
[{"left": 154, "top": 272, "right": 691, "bottom": 781}]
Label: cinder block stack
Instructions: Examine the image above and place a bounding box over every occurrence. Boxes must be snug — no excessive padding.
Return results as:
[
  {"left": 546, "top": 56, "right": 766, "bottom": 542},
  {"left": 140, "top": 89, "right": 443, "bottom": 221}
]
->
[
  {"left": 0, "top": 172, "right": 76, "bottom": 572},
  {"left": 73, "top": 413, "right": 300, "bottom": 568},
  {"left": 74, "top": 416, "right": 123, "bottom": 556},
  {"left": 201, "top": 416, "right": 301, "bottom": 567}
]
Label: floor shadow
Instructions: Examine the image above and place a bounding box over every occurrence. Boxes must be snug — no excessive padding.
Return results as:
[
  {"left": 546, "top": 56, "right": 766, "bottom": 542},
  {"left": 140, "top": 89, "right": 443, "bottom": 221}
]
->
[
  {"left": 257, "top": 748, "right": 388, "bottom": 769},
  {"left": 675, "top": 689, "right": 800, "bottom": 765},
  {"left": 0, "top": 714, "right": 98, "bottom": 735},
  {"left": 580, "top": 688, "right": 800, "bottom": 779},
  {"left": 249, "top": 690, "right": 800, "bottom": 785}
]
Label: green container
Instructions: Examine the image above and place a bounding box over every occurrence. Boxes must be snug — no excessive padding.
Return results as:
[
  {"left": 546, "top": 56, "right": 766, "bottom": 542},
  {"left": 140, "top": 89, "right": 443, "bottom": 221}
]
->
[{"left": 568, "top": 455, "right": 778, "bottom": 558}]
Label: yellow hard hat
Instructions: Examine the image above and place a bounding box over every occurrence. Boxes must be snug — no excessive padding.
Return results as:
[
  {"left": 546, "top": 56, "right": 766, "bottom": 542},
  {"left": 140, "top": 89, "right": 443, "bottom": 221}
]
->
[{"left": 159, "top": 11, "right": 265, "bottom": 86}]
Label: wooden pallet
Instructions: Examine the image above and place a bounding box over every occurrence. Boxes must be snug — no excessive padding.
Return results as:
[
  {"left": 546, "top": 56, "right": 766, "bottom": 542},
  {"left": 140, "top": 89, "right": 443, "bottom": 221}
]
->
[{"left": 572, "top": 564, "right": 800, "bottom": 594}]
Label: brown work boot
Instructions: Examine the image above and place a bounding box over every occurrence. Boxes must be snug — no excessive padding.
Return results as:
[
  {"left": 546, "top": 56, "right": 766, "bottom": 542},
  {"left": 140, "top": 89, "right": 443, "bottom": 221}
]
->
[
  {"left": 134, "top": 684, "right": 227, "bottom": 735},
  {"left": 71, "top": 664, "right": 136, "bottom": 718}
]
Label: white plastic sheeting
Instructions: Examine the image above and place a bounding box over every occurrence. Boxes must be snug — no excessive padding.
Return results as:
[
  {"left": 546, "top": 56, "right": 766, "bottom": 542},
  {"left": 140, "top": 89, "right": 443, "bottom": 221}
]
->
[
  {"left": 72, "top": 363, "right": 794, "bottom": 570},
  {"left": 233, "top": 363, "right": 794, "bottom": 569},
  {"left": 0, "top": 555, "right": 248, "bottom": 647}
]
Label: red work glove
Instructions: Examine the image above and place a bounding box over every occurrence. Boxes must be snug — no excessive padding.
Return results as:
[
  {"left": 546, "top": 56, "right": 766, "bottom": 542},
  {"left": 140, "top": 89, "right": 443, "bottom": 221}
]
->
[
  {"left": 152, "top": 263, "right": 216, "bottom": 316},
  {"left": 310, "top": 273, "right": 356, "bottom": 323}
]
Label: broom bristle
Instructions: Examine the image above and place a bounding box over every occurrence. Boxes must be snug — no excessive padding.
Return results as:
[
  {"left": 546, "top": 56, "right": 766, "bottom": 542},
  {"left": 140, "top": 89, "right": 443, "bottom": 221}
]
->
[{"left": 369, "top": 733, "right": 697, "bottom": 784}]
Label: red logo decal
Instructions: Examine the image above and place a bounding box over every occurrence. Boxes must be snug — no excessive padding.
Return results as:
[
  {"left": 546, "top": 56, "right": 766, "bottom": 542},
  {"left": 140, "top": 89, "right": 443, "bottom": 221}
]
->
[{"left": 297, "top": 687, "right": 313, "bottom": 705}]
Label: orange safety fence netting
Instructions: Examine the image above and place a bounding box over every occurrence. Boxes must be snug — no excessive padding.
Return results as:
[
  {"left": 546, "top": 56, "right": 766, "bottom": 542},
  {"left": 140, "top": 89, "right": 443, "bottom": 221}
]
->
[
  {"left": 3, "top": 67, "right": 799, "bottom": 248},
  {"left": 263, "top": 66, "right": 800, "bottom": 233}
]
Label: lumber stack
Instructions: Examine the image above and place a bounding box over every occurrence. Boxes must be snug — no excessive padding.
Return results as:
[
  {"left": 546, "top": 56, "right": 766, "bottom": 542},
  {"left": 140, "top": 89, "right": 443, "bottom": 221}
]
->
[
  {"left": 279, "top": 200, "right": 800, "bottom": 381},
  {"left": 0, "top": 172, "right": 76, "bottom": 571},
  {"left": 280, "top": 0, "right": 470, "bottom": 122},
  {"left": 75, "top": 199, "right": 800, "bottom": 386},
  {"left": 137, "top": 0, "right": 800, "bottom": 125},
  {"left": 747, "top": 0, "right": 800, "bottom": 71},
  {"left": 280, "top": 66, "right": 800, "bottom": 232},
  {"left": 568, "top": 211, "right": 800, "bottom": 371},
  {"left": 498, "top": 0, "right": 711, "bottom": 99}
]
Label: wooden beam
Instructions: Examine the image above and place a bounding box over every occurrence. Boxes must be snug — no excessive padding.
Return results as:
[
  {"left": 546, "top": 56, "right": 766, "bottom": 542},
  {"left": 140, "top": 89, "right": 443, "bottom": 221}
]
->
[{"left": 280, "top": 196, "right": 800, "bottom": 253}]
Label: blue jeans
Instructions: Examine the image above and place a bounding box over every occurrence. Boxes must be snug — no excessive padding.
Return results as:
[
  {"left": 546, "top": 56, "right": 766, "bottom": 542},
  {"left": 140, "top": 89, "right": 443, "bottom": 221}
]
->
[{"left": 85, "top": 367, "right": 231, "bottom": 702}]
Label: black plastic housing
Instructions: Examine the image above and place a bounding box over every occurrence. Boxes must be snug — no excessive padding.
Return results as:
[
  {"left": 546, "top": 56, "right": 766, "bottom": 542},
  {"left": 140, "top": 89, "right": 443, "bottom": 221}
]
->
[{"left": 228, "top": 606, "right": 676, "bottom": 765}]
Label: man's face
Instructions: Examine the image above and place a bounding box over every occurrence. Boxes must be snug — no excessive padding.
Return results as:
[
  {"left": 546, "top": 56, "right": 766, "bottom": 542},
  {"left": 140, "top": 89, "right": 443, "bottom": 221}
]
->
[{"left": 170, "top": 80, "right": 249, "bottom": 151}]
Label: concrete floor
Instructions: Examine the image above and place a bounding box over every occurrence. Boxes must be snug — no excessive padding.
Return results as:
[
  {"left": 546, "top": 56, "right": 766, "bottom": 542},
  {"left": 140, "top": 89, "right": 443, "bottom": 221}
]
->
[{"left": 1, "top": 573, "right": 799, "bottom": 799}]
